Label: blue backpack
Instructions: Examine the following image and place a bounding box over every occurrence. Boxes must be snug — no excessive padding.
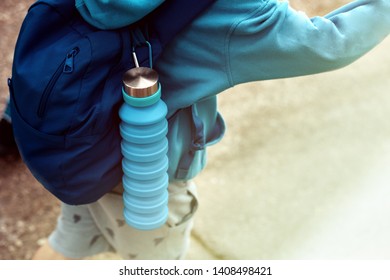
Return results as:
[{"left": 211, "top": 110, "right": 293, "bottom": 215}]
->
[{"left": 9, "top": 0, "right": 215, "bottom": 205}]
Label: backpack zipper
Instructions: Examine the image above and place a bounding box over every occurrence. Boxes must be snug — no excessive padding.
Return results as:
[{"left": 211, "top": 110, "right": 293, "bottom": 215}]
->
[{"left": 37, "top": 47, "right": 80, "bottom": 118}]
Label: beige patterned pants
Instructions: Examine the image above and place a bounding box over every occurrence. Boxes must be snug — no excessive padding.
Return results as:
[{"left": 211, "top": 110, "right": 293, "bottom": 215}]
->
[{"left": 48, "top": 181, "right": 198, "bottom": 260}]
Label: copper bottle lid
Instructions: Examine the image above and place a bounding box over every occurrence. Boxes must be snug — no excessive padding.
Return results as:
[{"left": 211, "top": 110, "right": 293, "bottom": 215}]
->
[{"left": 123, "top": 67, "right": 159, "bottom": 98}]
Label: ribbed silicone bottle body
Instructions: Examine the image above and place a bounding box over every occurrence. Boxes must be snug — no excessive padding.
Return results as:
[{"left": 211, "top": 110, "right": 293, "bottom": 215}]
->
[{"left": 119, "top": 84, "right": 169, "bottom": 230}]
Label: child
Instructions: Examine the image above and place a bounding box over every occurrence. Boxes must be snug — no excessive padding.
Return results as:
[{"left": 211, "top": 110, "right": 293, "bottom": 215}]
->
[{"left": 27, "top": 0, "right": 390, "bottom": 259}]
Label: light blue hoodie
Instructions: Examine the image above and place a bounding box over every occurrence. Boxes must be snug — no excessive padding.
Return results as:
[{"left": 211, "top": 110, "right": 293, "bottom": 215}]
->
[{"left": 76, "top": 0, "right": 390, "bottom": 181}]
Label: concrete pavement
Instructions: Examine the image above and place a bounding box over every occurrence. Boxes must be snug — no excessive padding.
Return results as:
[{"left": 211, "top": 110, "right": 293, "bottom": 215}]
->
[{"left": 185, "top": 37, "right": 390, "bottom": 260}]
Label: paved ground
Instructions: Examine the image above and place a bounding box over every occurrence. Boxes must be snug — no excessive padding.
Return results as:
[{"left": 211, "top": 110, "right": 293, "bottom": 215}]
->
[
  {"left": 187, "top": 36, "right": 390, "bottom": 260},
  {"left": 1, "top": 0, "right": 389, "bottom": 260}
]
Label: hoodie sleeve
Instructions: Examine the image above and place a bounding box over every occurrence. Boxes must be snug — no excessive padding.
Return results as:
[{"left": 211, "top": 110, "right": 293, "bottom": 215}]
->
[
  {"left": 228, "top": 0, "right": 390, "bottom": 85},
  {"left": 155, "top": 0, "right": 389, "bottom": 111},
  {"left": 75, "top": 0, "right": 165, "bottom": 30}
]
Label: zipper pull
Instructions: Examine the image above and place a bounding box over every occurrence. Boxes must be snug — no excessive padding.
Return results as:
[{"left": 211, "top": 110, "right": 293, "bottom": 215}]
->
[{"left": 63, "top": 48, "right": 79, "bottom": 73}]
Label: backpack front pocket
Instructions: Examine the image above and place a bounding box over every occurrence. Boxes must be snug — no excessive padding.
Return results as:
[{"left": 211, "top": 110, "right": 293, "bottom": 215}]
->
[{"left": 38, "top": 47, "right": 80, "bottom": 118}]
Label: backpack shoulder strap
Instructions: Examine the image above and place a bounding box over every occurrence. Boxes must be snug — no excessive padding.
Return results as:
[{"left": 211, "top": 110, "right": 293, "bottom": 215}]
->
[
  {"left": 148, "top": 0, "right": 217, "bottom": 47},
  {"left": 29, "top": 0, "right": 75, "bottom": 20}
]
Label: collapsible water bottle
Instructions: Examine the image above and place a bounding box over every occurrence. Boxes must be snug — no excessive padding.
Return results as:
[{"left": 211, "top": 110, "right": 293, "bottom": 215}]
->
[{"left": 119, "top": 66, "right": 169, "bottom": 230}]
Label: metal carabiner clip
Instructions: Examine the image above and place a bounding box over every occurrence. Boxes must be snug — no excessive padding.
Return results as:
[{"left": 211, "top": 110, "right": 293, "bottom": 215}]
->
[{"left": 132, "top": 40, "right": 153, "bottom": 69}]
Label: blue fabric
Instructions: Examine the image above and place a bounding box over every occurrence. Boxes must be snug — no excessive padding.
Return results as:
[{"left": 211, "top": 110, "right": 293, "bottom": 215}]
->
[
  {"left": 75, "top": 0, "right": 165, "bottom": 29},
  {"left": 10, "top": 0, "right": 390, "bottom": 204},
  {"left": 9, "top": 0, "right": 216, "bottom": 204},
  {"left": 156, "top": 0, "right": 390, "bottom": 110},
  {"left": 155, "top": 0, "right": 390, "bottom": 179},
  {"left": 9, "top": 1, "right": 130, "bottom": 203},
  {"left": 72, "top": 0, "right": 390, "bottom": 185}
]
